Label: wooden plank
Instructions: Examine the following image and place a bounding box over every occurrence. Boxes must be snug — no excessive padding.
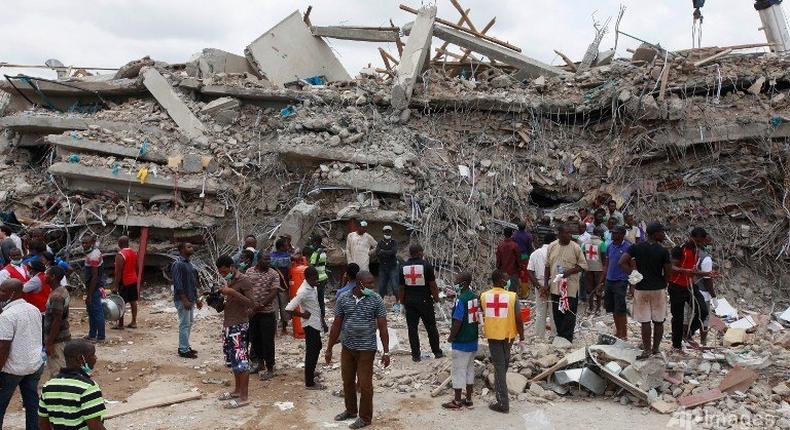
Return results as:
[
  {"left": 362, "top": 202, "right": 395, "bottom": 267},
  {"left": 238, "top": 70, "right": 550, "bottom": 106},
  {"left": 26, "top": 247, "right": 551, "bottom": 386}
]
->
[
  {"left": 553, "top": 50, "right": 578, "bottom": 72},
  {"left": 678, "top": 388, "right": 724, "bottom": 408},
  {"left": 450, "top": 0, "right": 478, "bottom": 33},
  {"left": 105, "top": 392, "right": 202, "bottom": 420},
  {"left": 433, "top": 11, "right": 470, "bottom": 60},
  {"left": 400, "top": 4, "right": 521, "bottom": 52},
  {"left": 303, "top": 5, "right": 313, "bottom": 26},
  {"left": 719, "top": 366, "right": 758, "bottom": 393},
  {"left": 693, "top": 48, "right": 733, "bottom": 67},
  {"left": 530, "top": 357, "right": 568, "bottom": 382},
  {"left": 450, "top": 17, "right": 497, "bottom": 76}
]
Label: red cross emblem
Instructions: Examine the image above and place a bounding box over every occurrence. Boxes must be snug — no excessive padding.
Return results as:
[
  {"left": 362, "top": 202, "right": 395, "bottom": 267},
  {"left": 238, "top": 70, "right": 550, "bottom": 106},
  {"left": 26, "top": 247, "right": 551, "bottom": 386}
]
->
[
  {"left": 403, "top": 265, "right": 425, "bottom": 286},
  {"left": 585, "top": 244, "right": 598, "bottom": 261},
  {"left": 467, "top": 299, "right": 480, "bottom": 323},
  {"left": 485, "top": 293, "right": 509, "bottom": 318}
]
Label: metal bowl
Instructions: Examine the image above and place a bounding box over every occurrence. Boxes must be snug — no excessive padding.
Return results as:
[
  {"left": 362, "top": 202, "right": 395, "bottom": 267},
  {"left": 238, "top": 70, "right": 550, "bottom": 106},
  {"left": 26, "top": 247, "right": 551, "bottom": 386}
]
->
[{"left": 102, "top": 293, "right": 126, "bottom": 321}]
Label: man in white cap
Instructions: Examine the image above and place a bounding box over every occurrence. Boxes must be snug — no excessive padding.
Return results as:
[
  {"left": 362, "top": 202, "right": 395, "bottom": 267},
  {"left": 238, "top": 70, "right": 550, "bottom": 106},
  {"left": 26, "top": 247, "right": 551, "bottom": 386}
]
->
[{"left": 345, "top": 221, "right": 377, "bottom": 272}]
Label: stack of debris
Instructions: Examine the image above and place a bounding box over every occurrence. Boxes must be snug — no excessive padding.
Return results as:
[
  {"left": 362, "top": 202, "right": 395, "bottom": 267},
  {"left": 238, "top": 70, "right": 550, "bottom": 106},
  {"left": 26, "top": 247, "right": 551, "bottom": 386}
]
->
[{"left": 0, "top": 2, "right": 789, "bottom": 305}]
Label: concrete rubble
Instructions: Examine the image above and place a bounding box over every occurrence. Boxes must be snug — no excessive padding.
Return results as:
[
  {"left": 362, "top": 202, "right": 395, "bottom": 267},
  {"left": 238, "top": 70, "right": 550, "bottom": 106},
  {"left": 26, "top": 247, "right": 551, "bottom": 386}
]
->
[{"left": 1, "top": 3, "right": 790, "bottom": 424}]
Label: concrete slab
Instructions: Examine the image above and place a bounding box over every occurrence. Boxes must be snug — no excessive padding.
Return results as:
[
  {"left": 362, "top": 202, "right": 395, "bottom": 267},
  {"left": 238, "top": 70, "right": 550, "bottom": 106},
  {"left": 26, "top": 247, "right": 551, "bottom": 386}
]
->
[
  {"left": 325, "top": 169, "right": 414, "bottom": 195},
  {"left": 142, "top": 68, "right": 206, "bottom": 141},
  {"left": 272, "top": 144, "right": 414, "bottom": 168},
  {"left": 113, "top": 214, "right": 220, "bottom": 229},
  {"left": 678, "top": 388, "right": 725, "bottom": 408},
  {"left": 48, "top": 162, "right": 216, "bottom": 199},
  {"left": 0, "top": 78, "right": 145, "bottom": 97},
  {"left": 245, "top": 10, "right": 351, "bottom": 86},
  {"left": 200, "top": 97, "right": 240, "bottom": 115},
  {"left": 200, "top": 85, "right": 299, "bottom": 107},
  {"left": 186, "top": 48, "right": 259, "bottom": 78},
  {"left": 429, "top": 24, "right": 568, "bottom": 80},
  {"left": 392, "top": 6, "right": 436, "bottom": 109},
  {"left": 45, "top": 134, "right": 167, "bottom": 163},
  {"left": 0, "top": 115, "right": 165, "bottom": 137},
  {"left": 274, "top": 202, "right": 319, "bottom": 249},
  {"left": 311, "top": 26, "right": 398, "bottom": 42}
]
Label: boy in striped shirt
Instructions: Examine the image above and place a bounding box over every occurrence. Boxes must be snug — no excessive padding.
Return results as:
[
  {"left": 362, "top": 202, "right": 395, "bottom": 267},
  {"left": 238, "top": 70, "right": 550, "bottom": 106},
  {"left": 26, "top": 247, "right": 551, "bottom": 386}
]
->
[{"left": 38, "top": 339, "right": 106, "bottom": 430}]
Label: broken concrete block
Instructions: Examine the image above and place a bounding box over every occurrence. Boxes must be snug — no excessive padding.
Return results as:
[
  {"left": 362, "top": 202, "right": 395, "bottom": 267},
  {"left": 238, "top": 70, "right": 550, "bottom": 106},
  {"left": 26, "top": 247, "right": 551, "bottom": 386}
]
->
[
  {"left": 620, "top": 359, "right": 665, "bottom": 391},
  {"left": 182, "top": 154, "right": 209, "bottom": 173},
  {"left": 245, "top": 10, "right": 351, "bottom": 86},
  {"left": 142, "top": 68, "right": 206, "bottom": 141},
  {"left": 324, "top": 168, "right": 414, "bottom": 195},
  {"left": 201, "top": 97, "right": 241, "bottom": 115},
  {"left": 773, "top": 382, "right": 790, "bottom": 396},
  {"left": 631, "top": 44, "right": 658, "bottom": 63},
  {"left": 429, "top": 23, "right": 567, "bottom": 80},
  {"left": 536, "top": 354, "right": 559, "bottom": 368},
  {"left": 589, "top": 344, "right": 639, "bottom": 365},
  {"left": 719, "top": 366, "right": 758, "bottom": 393},
  {"left": 489, "top": 372, "right": 529, "bottom": 395},
  {"left": 595, "top": 49, "right": 615, "bottom": 66},
  {"left": 187, "top": 48, "right": 259, "bottom": 78},
  {"left": 551, "top": 336, "right": 572, "bottom": 349},
  {"left": 392, "top": 6, "right": 436, "bottom": 110},
  {"left": 748, "top": 76, "right": 766, "bottom": 95},
  {"left": 650, "top": 399, "right": 677, "bottom": 414},
  {"left": 113, "top": 56, "right": 155, "bottom": 79},
  {"left": 0, "top": 89, "right": 10, "bottom": 116},
  {"left": 274, "top": 202, "right": 319, "bottom": 249},
  {"left": 490, "top": 74, "right": 514, "bottom": 89},
  {"left": 723, "top": 327, "right": 747, "bottom": 347}
]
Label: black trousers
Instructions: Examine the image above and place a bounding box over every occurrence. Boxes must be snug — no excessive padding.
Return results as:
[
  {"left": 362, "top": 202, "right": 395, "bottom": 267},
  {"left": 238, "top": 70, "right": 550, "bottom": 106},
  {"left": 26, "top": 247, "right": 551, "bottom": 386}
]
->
[
  {"left": 405, "top": 298, "right": 442, "bottom": 358},
  {"left": 551, "top": 294, "right": 579, "bottom": 342},
  {"left": 668, "top": 284, "right": 692, "bottom": 348},
  {"left": 249, "top": 312, "right": 276, "bottom": 371},
  {"left": 304, "top": 326, "right": 322, "bottom": 386},
  {"left": 317, "top": 280, "right": 327, "bottom": 327}
]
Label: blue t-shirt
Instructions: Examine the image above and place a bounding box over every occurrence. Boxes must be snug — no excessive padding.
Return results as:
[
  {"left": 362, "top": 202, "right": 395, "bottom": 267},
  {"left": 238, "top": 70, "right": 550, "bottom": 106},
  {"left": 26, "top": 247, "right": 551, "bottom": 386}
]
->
[
  {"left": 606, "top": 240, "right": 632, "bottom": 281},
  {"left": 451, "top": 299, "right": 478, "bottom": 352},
  {"left": 336, "top": 281, "right": 356, "bottom": 298}
]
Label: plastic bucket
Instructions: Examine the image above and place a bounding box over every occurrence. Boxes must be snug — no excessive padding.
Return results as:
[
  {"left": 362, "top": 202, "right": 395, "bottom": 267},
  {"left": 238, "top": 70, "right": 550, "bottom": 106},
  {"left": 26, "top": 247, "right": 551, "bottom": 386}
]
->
[{"left": 520, "top": 306, "right": 531, "bottom": 322}]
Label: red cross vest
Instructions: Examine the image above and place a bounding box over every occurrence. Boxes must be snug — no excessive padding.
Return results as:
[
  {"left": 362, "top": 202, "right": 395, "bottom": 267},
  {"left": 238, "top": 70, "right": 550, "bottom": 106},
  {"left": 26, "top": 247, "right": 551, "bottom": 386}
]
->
[
  {"left": 2, "top": 264, "right": 29, "bottom": 282},
  {"left": 21, "top": 272, "right": 50, "bottom": 312},
  {"left": 480, "top": 287, "right": 517, "bottom": 340}
]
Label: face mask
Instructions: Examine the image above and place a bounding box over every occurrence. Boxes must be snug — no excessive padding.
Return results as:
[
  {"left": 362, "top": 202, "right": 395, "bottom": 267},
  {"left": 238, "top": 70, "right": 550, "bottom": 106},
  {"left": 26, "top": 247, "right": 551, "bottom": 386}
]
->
[
  {"left": 10, "top": 259, "right": 21, "bottom": 266},
  {"left": 81, "top": 356, "right": 93, "bottom": 375},
  {"left": 239, "top": 263, "right": 248, "bottom": 270},
  {"left": 224, "top": 273, "right": 234, "bottom": 281},
  {"left": 362, "top": 287, "right": 374, "bottom": 296},
  {"left": 383, "top": 235, "right": 391, "bottom": 240},
  {"left": 504, "top": 279, "right": 511, "bottom": 290}
]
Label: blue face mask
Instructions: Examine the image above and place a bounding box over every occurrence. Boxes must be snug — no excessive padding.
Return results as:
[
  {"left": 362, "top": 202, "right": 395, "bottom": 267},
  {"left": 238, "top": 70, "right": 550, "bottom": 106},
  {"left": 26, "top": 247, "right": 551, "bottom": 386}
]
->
[
  {"left": 362, "top": 287, "right": 374, "bottom": 296},
  {"left": 239, "top": 263, "right": 248, "bottom": 270},
  {"left": 10, "top": 259, "right": 22, "bottom": 266},
  {"left": 81, "top": 357, "right": 93, "bottom": 375}
]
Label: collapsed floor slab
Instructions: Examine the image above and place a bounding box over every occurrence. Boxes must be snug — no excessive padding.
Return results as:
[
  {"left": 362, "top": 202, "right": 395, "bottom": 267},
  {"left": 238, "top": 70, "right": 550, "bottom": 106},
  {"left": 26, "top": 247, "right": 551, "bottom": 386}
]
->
[
  {"left": 271, "top": 144, "right": 415, "bottom": 169},
  {"left": 46, "top": 134, "right": 168, "bottom": 164}
]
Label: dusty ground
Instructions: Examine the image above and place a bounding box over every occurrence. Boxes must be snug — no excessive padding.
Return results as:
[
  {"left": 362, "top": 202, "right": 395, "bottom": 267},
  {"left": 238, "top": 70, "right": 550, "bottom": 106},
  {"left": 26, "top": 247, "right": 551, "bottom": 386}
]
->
[{"left": 4, "top": 289, "right": 675, "bottom": 430}]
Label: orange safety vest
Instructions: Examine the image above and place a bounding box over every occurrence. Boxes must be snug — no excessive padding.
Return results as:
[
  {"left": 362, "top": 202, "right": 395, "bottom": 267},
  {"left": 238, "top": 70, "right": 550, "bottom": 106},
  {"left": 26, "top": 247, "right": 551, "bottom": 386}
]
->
[{"left": 480, "top": 287, "right": 518, "bottom": 341}]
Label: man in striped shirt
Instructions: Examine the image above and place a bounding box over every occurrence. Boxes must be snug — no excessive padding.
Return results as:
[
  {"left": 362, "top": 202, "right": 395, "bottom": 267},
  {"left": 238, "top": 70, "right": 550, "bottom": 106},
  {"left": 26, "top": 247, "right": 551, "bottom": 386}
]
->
[{"left": 38, "top": 339, "right": 106, "bottom": 430}]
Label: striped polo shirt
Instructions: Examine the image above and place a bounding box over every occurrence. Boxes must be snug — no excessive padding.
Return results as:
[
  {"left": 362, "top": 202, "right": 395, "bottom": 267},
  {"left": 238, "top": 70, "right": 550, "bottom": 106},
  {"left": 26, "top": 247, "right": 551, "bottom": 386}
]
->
[
  {"left": 335, "top": 292, "right": 386, "bottom": 351},
  {"left": 39, "top": 368, "right": 106, "bottom": 429}
]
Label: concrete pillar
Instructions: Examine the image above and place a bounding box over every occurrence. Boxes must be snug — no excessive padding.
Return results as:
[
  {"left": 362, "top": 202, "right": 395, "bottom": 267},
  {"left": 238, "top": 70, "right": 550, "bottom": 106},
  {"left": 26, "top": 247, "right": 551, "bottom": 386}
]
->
[
  {"left": 755, "top": 0, "right": 790, "bottom": 54},
  {"left": 392, "top": 5, "right": 437, "bottom": 110}
]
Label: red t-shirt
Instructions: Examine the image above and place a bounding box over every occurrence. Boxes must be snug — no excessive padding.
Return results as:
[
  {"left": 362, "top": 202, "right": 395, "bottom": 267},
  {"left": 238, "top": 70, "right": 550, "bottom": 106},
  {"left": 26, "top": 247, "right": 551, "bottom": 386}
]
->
[
  {"left": 496, "top": 238, "right": 520, "bottom": 276},
  {"left": 670, "top": 243, "right": 698, "bottom": 288},
  {"left": 119, "top": 248, "right": 139, "bottom": 286}
]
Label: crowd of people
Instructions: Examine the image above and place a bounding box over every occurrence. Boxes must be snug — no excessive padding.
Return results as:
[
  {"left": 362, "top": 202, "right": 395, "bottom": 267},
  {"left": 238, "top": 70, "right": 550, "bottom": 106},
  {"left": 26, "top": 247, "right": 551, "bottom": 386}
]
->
[{"left": 0, "top": 198, "right": 720, "bottom": 428}]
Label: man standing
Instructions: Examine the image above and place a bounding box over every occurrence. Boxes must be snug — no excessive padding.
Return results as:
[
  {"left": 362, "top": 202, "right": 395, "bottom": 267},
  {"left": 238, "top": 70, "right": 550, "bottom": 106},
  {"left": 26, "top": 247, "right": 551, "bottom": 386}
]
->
[
  {"left": 442, "top": 272, "right": 479, "bottom": 410},
  {"left": 38, "top": 340, "right": 106, "bottom": 430},
  {"left": 512, "top": 222, "right": 534, "bottom": 298},
  {"left": 591, "top": 209, "right": 609, "bottom": 236},
  {"left": 326, "top": 271, "right": 389, "bottom": 429},
  {"left": 270, "top": 238, "right": 292, "bottom": 335},
  {"left": 544, "top": 225, "right": 587, "bottom": 343},
  {"left": 668, "top": 228, "right": 709, "bottom": 353},
  {"left": 286, "top": 266, "right": 325, "bottom": 390},
  {"left": 399, "top": 244, "right": 442, "bottom": 362},
  {"left": 601, "top": 226, "right": 632, "bottom": 339},
  {"left": 604, "top": 200, "right": 624, "bottom": 226},
  {"left": 695, "top": 236, "right": 716, "bottom": 346},
  {"left": 619, "top": 222, "right": 671, "bottom": 358},
  {"left": 111, "top": 236, "right": 139, "bottom": 330},
  {"left": 624, "top": 214, "right": 644, "bottom": 244},
  {"left": 0, "top": 247, "right": 29, "bottom": 284},
  {"left": 0, "top": 279, "right": 44, "bottom": 430},
  {"left": 374, "top": 226, "right": 401, "bottom": 312},
  {"left": 81, "top": 235, "right": 105, "bottom": 343},
  {"left": 481, "top": 270, "right": 524, "bottom": 414},
  {"left": 171, "top": 242, "right": 202, "bottom": 358},
  {"left": 42, "top": 267, "right": 70, "bottom": 380},
  {"left": 245, "top": 254, "right": 280, "bottom": 380},
  {"left": 216, "top": 256, "right": 255, "bottom": 408},
  {"left": 233, "top": 234, "right": 259, "bottom": 266},
  {"left": 496, "top": 227, "right": 521, "bottom": 292},
  {"left": 580, "top": 227, "right": 606, "bottom": 315},
  {"left": 345, "top": 221, "right": 377, "bottom": 272},
  {"left": 528, "top": 233, "right": 557, "bottom": 338},
  {"left": 308, "top": 234, "right": 330, "bottom": 331}
]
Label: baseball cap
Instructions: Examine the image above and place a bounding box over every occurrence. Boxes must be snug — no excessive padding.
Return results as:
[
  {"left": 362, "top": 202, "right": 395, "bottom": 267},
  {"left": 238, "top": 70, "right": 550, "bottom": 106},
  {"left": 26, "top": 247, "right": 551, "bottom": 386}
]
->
[
  {"left": 646, "top": 222, "right": 665, "bottom": 235},
  {"left": 383, "top": 225, "right": 392, "bottom": 231},
  {"left": 612, "top": 225, "right": 627, "bottom": 234}
]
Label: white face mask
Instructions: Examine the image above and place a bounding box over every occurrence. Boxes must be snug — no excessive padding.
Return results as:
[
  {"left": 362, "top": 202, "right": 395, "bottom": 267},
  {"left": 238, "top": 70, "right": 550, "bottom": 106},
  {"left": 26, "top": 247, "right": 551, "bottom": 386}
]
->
[{"left": 383, "top": 235, "right": 391, "bottom": 240}]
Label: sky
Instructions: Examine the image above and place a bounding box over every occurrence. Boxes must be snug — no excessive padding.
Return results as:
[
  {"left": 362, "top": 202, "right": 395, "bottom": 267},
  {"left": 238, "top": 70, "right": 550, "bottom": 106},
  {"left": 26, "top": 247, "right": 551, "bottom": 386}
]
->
[{"left": 0, "top": 0, "right": 773, "bottom": 80}]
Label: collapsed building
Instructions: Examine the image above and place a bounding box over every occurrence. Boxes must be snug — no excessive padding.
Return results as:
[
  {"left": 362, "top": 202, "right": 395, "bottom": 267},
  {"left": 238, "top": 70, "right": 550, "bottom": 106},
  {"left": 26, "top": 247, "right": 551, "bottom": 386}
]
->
[{"left": 0, "top": 3, "right": 789, "bottom": 307}]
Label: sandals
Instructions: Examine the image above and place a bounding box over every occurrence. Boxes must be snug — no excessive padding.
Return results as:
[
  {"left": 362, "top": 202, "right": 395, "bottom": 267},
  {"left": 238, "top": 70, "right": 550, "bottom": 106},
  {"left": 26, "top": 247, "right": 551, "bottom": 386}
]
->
[
  {"left": 441, "top": 399, "right": 464, "bottom": 410},
  {"left": 260, "top": 371, "right": 274, "bottom": 381},
  {"left": 348, "top": 417, "right": 370, "bottom": 429},
  {"left": 488, "top": 402, "right": 509, "bottom": 414},
  {"left": 127, "top": 323, "right": 137, "bottom": 329},
  {"left": 334, "top": 411, "right": 357, "bottom": 421},
  {"left": 463, "top": 399, "right": 474, "bottom": 407},
  {"left": 224, "top": 399, "right": 249, "bottom": 409},
  {"left": 306, "top": 383, "right": 327, "bottom": 390},
  {"left": 218, "top": 392, "right": 240, "bottom": 401}
]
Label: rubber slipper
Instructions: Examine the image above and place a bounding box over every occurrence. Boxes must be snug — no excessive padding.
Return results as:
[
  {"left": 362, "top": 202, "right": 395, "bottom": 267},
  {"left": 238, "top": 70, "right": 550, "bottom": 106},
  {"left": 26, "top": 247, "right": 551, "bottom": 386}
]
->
[
  {"left": 218, "top": 392, "right": 240, "bottom": 401},
  {"left": 441, "top": 400, "right": 464, "bottom": 410},
  {"left": 224, "top": 399, "right": 249, "bottom": 409},
  {"left": 306, "top": 384, "right": 327, "bottom": 390},
  {"left": 126, "top": 324, "right": 137, "bottom": 329},
  {"left": 334, "top": 411, "right": 357, "bottom": 421}
]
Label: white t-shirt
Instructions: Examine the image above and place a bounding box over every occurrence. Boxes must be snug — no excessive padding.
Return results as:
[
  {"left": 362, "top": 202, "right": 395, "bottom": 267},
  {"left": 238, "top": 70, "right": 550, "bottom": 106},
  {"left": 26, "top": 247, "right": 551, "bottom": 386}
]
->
[
  {"left": 0, "top": 299, "right": 43, "bottom": 375},
  {"left": 285, "top": 280, "right": 322, "bottom": 331},
  {"left": 527, "top": 244, "right": 550, "bottom": 287},
  {"left": 699, "top": 256, "right": 713, "bottom": 302}
]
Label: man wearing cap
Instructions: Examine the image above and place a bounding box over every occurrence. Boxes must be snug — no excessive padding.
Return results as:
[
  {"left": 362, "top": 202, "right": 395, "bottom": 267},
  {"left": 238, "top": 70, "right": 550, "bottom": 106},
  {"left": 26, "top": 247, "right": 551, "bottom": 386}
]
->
[
  {"left": 374, "top": 226, "right": 401, "bottom": 312},
  {"left": 345, "top": 221, "right": 377, "bottom": 273},
  {"left": 619, "top": 222, "right": 672, "bottom": 357},
  {"left": 600, "top": 225, "right": 631, "bottom": 339}
]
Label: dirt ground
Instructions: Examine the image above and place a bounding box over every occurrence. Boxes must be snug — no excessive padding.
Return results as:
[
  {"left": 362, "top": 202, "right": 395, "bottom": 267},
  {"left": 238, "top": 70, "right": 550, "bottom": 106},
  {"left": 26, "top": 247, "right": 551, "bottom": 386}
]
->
[{"left": 4, "top": 289, "right": 675, "bottom": 430}]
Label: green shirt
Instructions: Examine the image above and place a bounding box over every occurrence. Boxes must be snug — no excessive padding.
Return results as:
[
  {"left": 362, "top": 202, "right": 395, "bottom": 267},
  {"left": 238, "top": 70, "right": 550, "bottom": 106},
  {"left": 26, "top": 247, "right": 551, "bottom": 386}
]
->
[
  {"left": 39, "top": 369, "right": 106, "bottom": 429},
  {"left": 453, "top": 289, "right": 480, "bottom": 345}
]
